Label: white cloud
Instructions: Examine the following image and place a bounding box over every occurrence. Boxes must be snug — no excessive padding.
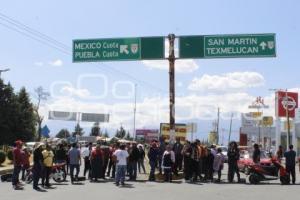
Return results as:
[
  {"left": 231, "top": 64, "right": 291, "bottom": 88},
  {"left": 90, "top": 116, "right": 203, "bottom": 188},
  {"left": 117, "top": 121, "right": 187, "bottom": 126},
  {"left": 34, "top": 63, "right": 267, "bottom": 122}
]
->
[
  {"left": 188, "top": 71, "right": 265, "bottom": 92},
  {"left": 60, "top": 86, "right": 90, "bottom": 98},
  {"left": 49, "top": 59, "right": 63, "bottom": 67},
  {"left": 142, "top": 59, "right": 199, "bottom": 73}
]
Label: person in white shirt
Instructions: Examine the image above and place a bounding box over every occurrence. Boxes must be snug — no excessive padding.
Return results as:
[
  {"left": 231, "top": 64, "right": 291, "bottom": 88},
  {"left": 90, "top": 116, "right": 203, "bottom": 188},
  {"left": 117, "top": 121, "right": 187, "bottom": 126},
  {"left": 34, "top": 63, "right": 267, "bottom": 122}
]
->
[{"left": 113, "top": 144, "right": 129, "bottom": 186}]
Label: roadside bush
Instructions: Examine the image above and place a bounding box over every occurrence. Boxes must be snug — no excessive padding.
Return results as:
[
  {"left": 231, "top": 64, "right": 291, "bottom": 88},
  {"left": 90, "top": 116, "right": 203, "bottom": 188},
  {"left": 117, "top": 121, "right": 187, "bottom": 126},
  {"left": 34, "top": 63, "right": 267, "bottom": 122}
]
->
[
  {"left": 0, "top": 151, "right": 6, "bottom": 165},
  {"left": 7, "top": 150, "right": 13, "bottom": 161}
]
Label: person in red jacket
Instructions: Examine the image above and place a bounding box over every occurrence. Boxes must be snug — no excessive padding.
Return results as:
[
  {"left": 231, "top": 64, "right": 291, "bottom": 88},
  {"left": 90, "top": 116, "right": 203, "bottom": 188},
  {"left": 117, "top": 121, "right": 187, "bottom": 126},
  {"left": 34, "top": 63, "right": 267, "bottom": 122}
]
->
[
  {"left": 12, "top": 140, "right": 23, "bottom": 190},
  {"left": 21, "top": 147, "right": 30, "bottom": 181},
  {"left": 90, "top": 144, "right": 104, "bottom": 182}
]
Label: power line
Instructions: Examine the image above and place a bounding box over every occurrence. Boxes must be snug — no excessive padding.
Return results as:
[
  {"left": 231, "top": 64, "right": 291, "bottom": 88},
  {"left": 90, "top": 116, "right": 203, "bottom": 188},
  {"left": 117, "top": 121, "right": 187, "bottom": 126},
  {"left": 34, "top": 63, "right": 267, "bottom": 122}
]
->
[
  {"left": 0, "top": 21, "right": 70, "bottom": 55},
  {"left": 0, "top": 12, "right": 167, "bottom": 93},
  {"left": 0, "top": 13, "right": 70, "bottom": 51}
]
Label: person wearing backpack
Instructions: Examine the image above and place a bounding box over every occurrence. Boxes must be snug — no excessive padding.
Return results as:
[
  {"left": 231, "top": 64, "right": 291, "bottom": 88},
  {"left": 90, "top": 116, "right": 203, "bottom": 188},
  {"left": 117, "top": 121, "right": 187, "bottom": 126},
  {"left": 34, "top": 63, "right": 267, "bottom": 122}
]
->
[{"left": 161, "top": 145, "right": 175, "bottom": 182}]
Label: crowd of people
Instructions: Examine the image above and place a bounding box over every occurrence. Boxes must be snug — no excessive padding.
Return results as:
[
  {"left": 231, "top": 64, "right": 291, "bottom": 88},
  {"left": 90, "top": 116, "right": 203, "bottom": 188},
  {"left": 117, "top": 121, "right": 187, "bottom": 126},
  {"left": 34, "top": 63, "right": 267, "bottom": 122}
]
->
[{"left": 9, "top": 138, "right": 300, "bottom": 191}]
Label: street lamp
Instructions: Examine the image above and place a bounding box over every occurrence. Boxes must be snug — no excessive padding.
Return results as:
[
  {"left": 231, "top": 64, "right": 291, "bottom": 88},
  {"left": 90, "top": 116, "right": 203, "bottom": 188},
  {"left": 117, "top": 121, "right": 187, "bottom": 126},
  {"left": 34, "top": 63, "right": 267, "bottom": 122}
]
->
[{"left": 0, "top": 68, "right": 10, "bottom": 78}]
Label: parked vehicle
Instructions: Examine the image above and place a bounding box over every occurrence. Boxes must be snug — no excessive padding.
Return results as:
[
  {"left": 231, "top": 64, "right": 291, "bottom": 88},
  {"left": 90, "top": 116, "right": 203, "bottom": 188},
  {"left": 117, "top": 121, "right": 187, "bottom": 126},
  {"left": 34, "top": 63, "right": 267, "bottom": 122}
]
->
[
  {"left": 25, "top": 162, "right": 66, "bottom": 183},
  {"left": 238, "top": 150, "right": 271, "bottom": 173},
  {"left": 245, "top": 157, "right": 290, "bottom": 185}
]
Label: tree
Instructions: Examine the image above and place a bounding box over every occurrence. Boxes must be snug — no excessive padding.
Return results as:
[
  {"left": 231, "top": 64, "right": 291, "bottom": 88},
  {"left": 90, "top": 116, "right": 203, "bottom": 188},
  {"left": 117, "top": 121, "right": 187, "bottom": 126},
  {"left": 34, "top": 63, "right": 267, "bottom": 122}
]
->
[
  {"left": 0, "top": 80, "right": 18, "bottom": 145},
  {"left": 115, "top": 125, "right": 126, "bottom": 138},
  {"left": 0, "top": 80, "right": 36, "bottom": 145},
  {"left": 34, "top": 86, "right": 50, "bottom": 141},
  {"left": 90, "top": 122, "right": 101, "bottom": 136},
  {"left": 56, "top": 129, "right": 70, "bottom": 138},
  {"left": 15, "top": 87, "right": 36, "bottom": 142},
  {"left": 125, "top": 131, "right": 133, "bottom": 141},
  {"left": 72, "top": 123, "right": 84, "bottom": 137}
]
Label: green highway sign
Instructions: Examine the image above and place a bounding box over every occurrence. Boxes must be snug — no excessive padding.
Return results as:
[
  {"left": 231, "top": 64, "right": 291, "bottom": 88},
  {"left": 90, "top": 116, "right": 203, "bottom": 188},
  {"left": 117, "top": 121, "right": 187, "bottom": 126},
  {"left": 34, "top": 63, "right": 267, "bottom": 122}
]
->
[
  {"left": 73, "top": 38, "right": 141, "bottom": 62},
  {"left": 204, "top": 34, "right": 276, "bottom": 58},
  {"left": 73, "top": 37, "right": 164, "bottom": 62},
  {"left": 179, "top": 33, "right": 276, "bottom": 59}
]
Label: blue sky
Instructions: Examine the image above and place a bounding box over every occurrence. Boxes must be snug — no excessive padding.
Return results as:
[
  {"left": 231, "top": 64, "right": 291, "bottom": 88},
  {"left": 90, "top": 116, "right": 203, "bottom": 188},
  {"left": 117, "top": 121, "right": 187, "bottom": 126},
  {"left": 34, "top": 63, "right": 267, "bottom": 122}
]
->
[{"left": 1, "top": 0, "right": 300, "bottom": 140}]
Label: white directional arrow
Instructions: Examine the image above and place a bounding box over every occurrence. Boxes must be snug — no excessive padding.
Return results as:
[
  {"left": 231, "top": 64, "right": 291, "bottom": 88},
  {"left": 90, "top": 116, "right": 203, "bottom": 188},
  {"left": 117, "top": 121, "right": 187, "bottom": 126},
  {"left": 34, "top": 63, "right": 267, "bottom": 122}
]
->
[
  {"left": 120, "top": 45, "right": 129, "bottom": 54},
  {"left": 260, "top": 42, "right": 267, "bottom": 50}
]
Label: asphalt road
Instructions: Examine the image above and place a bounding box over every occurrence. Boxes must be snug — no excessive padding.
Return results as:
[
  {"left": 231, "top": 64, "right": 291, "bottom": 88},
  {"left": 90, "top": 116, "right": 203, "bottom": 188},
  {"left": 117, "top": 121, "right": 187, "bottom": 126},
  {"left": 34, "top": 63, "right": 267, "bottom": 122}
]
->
[{"left": 1, "top": 164, "right": 300, "bottom": 200}]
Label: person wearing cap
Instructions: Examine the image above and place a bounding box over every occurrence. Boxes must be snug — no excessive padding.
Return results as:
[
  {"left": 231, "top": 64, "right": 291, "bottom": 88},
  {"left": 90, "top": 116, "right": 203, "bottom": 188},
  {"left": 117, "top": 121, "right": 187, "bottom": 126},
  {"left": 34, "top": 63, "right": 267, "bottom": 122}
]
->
[
  {"left": 32, "top": 143, "right": 44, "bottom": 190},
  {"left": 12, "top": 140, "right": 23, "bottom": 190}
]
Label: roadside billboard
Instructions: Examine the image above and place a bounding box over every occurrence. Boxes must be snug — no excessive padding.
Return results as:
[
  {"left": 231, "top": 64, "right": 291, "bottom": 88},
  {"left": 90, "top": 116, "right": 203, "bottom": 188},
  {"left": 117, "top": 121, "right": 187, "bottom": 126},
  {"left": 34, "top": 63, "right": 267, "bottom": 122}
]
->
[
  {"left": 135, "top": 129, "right": 159, "bottom": 143},
  {"left": 160, "top": 123, "right": 187, "bottom": 141},
  {"left": 241, "top": 112, "right": 262, "bottom": 127},
  {"left": 81, "top": 113, "right": 109, "bottom": 123}
]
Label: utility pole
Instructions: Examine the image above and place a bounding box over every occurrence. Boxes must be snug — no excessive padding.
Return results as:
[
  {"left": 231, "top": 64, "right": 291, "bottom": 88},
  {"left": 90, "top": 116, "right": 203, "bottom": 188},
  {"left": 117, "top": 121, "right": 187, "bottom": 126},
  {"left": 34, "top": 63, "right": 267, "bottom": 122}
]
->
[
  {"left": 133, "top": 83, "right": 137, "bottom": 141},
  {"left": 168, "top": 34, "right": 176, "bottom": 144}
]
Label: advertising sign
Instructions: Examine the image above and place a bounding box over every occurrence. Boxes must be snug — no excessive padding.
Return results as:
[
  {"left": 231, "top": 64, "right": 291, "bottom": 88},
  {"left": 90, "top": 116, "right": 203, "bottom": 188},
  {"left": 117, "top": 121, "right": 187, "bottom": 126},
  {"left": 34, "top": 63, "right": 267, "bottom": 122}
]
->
[
  {"left": 81, "top": 113, "right": 109, "bottom": 123},
  {"left": 48, "top": 111, "right": 77, "bottom": 121},
  {"left": 160, "top": 123, "right": 187, "bottom": 141},
  {"left": 276, "top": 91, "right": 298, "bottom": 118},
  {"left": 261, "top": 116, "right": 274, "bottom": 126},
  {"left": 135, "top": 129, "right": 159, "bottom": 143}
]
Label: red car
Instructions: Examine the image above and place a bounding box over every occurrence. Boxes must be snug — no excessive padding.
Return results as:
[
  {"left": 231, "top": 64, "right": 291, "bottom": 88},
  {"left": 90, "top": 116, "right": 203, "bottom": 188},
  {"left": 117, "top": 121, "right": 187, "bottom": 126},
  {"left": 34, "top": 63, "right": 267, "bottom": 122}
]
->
[{"left": 238, "top": 150, "right": 272, "bottom": 173}]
